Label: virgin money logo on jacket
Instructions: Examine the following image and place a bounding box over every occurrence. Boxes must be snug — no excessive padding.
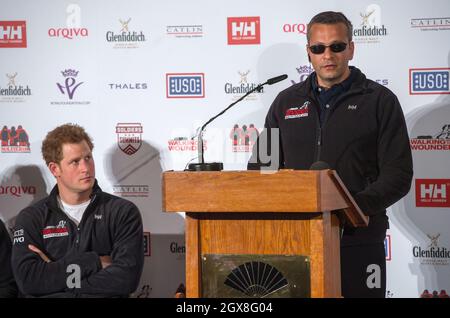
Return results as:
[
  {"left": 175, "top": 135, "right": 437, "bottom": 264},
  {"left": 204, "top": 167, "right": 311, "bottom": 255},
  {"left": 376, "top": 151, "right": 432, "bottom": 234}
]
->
[
  {"left": 415, "top": 179, "right": 450, "bottom": 207},
  {"left": 227, "top": 17, "right": 260, "bottom": 45},
  {"left": 0, "top": 21, "right": 27, "bottom": 48}
]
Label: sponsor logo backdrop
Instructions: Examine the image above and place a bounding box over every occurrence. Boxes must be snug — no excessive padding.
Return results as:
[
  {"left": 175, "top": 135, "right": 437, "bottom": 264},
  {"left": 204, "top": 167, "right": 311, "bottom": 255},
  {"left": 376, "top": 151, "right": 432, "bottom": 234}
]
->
[{"left": 1, "top": 0, "right": 449, "bottom": 297}]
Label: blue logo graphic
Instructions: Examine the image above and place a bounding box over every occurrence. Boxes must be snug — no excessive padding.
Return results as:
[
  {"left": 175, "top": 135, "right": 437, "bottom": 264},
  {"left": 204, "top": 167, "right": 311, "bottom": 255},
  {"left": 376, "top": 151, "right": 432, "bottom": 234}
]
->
[
  {"left": 410, "top": 68, "right": 450, "bottom": 94},
  {"left": 166, "top": 73, "right": 204, "bottom": 98}
]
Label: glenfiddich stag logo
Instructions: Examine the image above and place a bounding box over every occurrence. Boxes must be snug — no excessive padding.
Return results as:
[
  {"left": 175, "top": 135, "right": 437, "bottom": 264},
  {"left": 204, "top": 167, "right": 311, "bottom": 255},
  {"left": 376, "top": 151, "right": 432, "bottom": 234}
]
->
[{"left": 116, "top": 123, "right": 143, "bottom": 155}]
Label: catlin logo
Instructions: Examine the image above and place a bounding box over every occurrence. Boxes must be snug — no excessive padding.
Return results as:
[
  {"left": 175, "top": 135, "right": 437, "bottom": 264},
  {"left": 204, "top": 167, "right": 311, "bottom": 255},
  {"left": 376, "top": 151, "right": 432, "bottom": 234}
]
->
[
  {"left": 0, "top": 21, "right": 27, "bottom": 48},
  {"left": 415, "top": 179, "right": 450, "bottom": 207},
  {"left": 227, "top": 17, "right": 260, "bottom": 45}
]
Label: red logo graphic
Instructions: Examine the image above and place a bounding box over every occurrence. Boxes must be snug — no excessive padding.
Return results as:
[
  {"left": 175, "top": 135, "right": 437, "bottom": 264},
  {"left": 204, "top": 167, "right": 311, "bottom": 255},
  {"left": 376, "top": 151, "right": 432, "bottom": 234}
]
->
[
  {"left": 284, "top": 101, "right": 310, "bottom": 120},
  {"left": 227, "top": 17, "right": 260, "bottom": 45},
  {"left": 415, "top": 179, "right": 450, "bottom": 207},
  {"left": 116, "top": 123, "right": 143, "bottom": 155},
  {"left": 230, "top": 124, "right": 259, "bottom": 152},
  {"left": 0, "top": 21, "right": 27, "bottom": 48}
]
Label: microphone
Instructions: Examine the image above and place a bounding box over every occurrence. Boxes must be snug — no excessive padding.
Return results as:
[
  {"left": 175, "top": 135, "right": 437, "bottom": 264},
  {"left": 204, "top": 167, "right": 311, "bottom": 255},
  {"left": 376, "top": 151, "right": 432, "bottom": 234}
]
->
[
  {"left": 187, "top": 74, "right": 288, "bottom": 171},
  {"left": 309, "top": 161, "right": 330, "bottom": 170}
]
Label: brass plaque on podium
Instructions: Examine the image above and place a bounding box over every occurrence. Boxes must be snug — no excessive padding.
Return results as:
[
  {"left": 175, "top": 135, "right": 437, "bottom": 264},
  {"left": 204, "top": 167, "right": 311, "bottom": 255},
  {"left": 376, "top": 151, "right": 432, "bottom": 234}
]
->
[{"left": 202, "top": 254, "right": 310, "bottom": 298}]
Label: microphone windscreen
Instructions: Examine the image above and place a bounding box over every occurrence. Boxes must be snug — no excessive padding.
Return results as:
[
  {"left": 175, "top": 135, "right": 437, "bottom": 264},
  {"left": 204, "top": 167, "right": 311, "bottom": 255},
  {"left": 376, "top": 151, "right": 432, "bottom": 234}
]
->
[{"left": 309, "top": 161, "right": 330, "bottom": 170}]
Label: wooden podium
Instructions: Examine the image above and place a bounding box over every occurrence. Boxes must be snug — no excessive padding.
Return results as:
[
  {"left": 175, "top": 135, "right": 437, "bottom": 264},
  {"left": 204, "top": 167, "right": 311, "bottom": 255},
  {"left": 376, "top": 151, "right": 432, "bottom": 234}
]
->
[{"left": 162, "top": 169, "right": 368, "bottom": 298}]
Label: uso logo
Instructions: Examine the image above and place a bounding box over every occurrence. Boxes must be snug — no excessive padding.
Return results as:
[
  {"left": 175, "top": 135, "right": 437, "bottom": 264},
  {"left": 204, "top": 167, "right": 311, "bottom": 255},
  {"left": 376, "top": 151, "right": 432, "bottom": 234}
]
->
[
  {"left": 409, "top": 68, "right": 450, "bottom": 94},
  {"left": 166, "top": 73, "right": 205, "bottom": 98}
]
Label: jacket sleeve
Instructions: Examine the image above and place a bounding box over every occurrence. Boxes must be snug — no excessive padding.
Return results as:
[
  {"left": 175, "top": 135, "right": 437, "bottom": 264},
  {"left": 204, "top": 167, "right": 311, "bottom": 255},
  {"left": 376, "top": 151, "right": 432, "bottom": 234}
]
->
[
  {"left": 354, "top": 92, "right": 413, "bottom": 216},
  {"left": 71, "top": 202, "right": 144, "bottom": 297},
  {"left": 11, "top": 208, "right": 101, "bottom": 296},
  {"left": 0, "top": 220, "right": 18, "bottom": 298},
  {"left": 248, "top": 95, "right": 285, "bottom": 170}
]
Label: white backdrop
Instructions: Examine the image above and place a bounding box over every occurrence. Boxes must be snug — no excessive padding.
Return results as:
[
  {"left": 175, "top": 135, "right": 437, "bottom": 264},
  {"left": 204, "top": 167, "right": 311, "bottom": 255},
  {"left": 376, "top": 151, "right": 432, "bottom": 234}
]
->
[{"left": 1, "top": 0, "right": 449, "bottom": 298}]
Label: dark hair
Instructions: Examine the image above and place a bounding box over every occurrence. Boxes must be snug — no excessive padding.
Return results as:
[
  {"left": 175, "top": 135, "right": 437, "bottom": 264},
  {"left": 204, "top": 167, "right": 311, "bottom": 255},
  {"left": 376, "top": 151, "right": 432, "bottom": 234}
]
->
[
  {"left": 307, "top": 11, "right": 353, "bottom": 43},
  {"left": 41, "top": 123, "right": 94, "bottom": 165}
]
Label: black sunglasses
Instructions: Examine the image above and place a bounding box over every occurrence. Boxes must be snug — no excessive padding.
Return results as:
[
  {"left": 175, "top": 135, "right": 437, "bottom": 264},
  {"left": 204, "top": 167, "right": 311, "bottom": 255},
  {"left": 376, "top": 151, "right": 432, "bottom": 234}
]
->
[{"left": 309, "top": 42, "right": 347, "bottom": 54}]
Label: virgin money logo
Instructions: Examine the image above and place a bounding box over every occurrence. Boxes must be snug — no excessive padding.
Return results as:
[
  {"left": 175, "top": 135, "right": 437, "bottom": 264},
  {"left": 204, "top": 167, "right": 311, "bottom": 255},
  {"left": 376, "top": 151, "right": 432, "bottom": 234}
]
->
[
  {"left": 227, "top": 17, "right": 260, "bottom": 45},
  {"left": 0, "top": 21, "right": 27, "bottom": 48},
  {"left": 415, "top": 179, "right": 450, "bottom": 207}
]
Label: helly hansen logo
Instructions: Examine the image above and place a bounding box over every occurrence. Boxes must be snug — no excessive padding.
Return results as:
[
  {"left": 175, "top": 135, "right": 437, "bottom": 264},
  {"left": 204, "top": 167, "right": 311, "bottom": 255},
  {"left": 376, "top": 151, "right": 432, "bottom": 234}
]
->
[
  {"left": 227, "top": 17, "right": 260, "bottom": 45},
  {"left": 415, "top": 179, "right": 450, "bottom": 207},
  {"left": 348, "top": 105, "right": 358, "bottom": 110},
  {"left": 0, "top": 21, "right": 27, "bottom": 48}
]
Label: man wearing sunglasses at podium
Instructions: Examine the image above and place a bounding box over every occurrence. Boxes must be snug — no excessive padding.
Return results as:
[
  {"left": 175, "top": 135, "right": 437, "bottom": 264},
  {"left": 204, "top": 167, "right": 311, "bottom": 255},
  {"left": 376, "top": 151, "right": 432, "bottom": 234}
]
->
[{"left": 248, "top": 11, "right": 413, "bottom": 298}]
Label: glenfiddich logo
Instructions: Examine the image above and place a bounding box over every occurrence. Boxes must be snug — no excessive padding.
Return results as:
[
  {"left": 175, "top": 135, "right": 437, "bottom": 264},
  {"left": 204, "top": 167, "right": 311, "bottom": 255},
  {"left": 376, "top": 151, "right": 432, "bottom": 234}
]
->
[
  {"left": 0, "top": 73, "right": 32, "bottom": 103},
  {"left": 224, "top": 70, "right": 263, "bottom": 101},
  {"left": 353, "top": 4, "right": 388, "bottom": 44},
  {"left": 116, "top": 123, "right": 143, "bottom": 155},
  {"left": 412, "top": 233, "right": 450, "bottom": 266},
  {"left": 106, "top": 18, "right": 146, "bottom": 49}
]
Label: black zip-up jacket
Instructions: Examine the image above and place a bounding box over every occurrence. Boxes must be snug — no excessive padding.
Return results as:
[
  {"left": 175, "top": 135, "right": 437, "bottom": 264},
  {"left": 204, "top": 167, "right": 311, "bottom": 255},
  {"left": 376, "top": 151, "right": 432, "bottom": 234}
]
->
[
  {"left": 248, "top": 67, "right": 413, "bottom": 246},
  {"left": 0, "top": 220, "right": 18, "bottom": 297},
  {"left": 11, "top": 181, "right": 144, "bottom": 297}
]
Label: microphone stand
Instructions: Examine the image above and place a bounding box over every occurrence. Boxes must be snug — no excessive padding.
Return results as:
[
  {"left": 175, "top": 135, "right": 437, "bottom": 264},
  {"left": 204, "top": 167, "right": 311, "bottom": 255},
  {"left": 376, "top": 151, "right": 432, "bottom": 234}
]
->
[{"left": 188, "top": 75, "right": 287, "bottom": 171}]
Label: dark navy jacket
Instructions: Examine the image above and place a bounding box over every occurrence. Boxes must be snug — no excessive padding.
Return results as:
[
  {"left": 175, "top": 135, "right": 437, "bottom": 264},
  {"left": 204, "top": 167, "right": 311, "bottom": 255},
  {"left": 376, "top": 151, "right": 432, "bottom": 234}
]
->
[
  {"left": 11, "top": 181, "right": 144, "bottom": 297},
  {"left": 248, "top": 67, "right": 413, "bottom": 246}
]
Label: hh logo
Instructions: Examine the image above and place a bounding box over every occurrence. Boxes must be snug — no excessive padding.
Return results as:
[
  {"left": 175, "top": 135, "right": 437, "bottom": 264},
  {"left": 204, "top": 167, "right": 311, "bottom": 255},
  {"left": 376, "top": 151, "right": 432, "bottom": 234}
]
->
[
  {"left": 415, "top": 179, "right": 450, "bottom": 207},
  {"left": 409, "top": 68, "right": 450, "bottom": 95},
  {"left": 0, "top": 21, "right": 27, "bottom": 48},
  {"left": 166, "top": 73, "right": 205, "bottom": 98},
  {"left": 227, "top": 17, "right": 260, "bottom": 45}
]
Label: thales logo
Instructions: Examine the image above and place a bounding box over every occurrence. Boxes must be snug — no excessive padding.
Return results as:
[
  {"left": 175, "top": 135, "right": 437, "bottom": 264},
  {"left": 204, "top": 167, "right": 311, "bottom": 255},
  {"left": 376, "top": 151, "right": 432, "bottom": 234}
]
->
[
  {"left": 227, "top": 17, "right": 260, "bottom": 45},
  {"left": 353, "top": 4, "right": 388, "bottom": 44},
  {"left": 410, "top": 124, "right": 450, "bottom": 151},
  {"left": 0, "top": 21, "right": 27, "bottom": 48},
  {"left": 409, "top": 68, "right": 450, "bottom": 95},
  {"left": 415, "top": 179, "right": 450, "bottom": 207}
]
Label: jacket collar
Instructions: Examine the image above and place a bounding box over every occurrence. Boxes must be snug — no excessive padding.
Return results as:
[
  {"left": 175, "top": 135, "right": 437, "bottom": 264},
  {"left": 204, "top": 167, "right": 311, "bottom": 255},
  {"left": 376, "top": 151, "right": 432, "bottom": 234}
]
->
[{"left": 45, "top": 179, "right": 102, "bottom": 212}]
